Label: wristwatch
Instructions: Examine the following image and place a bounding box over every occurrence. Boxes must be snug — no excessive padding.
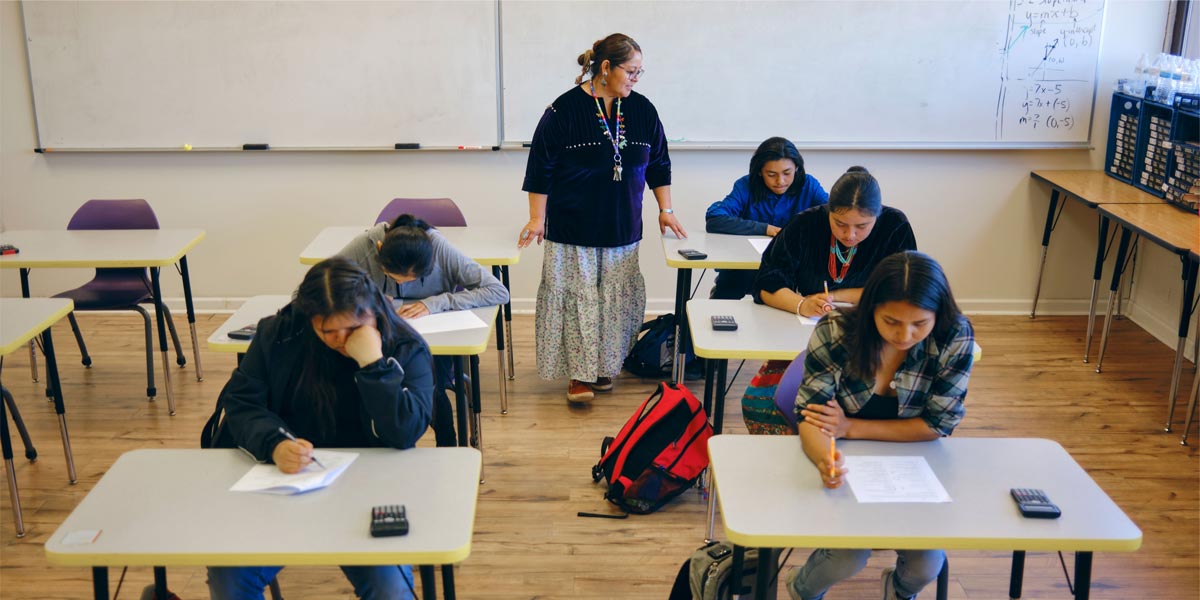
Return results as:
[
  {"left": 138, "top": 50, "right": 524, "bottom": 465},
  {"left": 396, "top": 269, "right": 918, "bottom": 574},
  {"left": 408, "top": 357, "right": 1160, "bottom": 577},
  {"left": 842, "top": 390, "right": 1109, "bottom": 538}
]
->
[{"left": 660, "top": 208, "right": 674, "bottom": 214}]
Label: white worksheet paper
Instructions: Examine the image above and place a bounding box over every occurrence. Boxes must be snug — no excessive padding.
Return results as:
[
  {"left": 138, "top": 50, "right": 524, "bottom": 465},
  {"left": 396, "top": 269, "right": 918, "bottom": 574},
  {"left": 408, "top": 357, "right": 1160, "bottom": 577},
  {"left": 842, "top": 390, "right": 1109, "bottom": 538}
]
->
[
  {"left": 230, "top": 450, "right": 358, "bottom": 495},
  {"left": 748, "top": 238, "right": 772, "bottom": 254},
  {"left": 405, "top": 309, "right": 488, "bottom": 336},
  {"left": 843, "top": 456, "right": 951, "bottom": 503}
]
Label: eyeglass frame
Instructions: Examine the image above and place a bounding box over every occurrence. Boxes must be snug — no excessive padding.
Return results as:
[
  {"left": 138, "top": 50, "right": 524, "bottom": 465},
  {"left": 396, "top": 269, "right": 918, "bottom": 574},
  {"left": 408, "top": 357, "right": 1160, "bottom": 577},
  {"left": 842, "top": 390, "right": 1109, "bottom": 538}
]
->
[{"left": 615, "top": 64, "right": 645, "bottom": 80}]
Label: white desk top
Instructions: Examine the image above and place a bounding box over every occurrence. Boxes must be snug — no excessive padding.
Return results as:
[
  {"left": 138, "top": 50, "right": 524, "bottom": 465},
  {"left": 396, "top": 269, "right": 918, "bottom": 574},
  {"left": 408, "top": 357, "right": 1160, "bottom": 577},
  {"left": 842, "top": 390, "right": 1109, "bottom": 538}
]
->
[
  {"left": 709, "top": 435, "right": 1142, "bottom": 553},
  {"left": 209, "top": 295, "right": 498, "bottom": 356},
  {"left": 0, "top": 229, "right": 206, "bottom": 268},
  {"left": 300, "top": 226, "right": 521, "bottom": 266},
  {"left": 45, "top": 448, "right": 481, "bottom": 567},
  {"left": 662, "top": 232, "right": 768, "bottom": 269},
  {"left": 0, "top": 298, "right": 74, "bottom": 356},
  {"left": 687, "top": 298, "right": 815, "bottom": 361}
]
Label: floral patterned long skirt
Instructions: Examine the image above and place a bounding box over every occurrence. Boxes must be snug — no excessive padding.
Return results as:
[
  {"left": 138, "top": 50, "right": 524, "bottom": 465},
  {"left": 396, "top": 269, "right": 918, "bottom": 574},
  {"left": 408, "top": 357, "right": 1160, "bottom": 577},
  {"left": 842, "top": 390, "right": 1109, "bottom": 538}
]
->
[{"left": 535, "top": 240, "right": 646, "bottom": 382}]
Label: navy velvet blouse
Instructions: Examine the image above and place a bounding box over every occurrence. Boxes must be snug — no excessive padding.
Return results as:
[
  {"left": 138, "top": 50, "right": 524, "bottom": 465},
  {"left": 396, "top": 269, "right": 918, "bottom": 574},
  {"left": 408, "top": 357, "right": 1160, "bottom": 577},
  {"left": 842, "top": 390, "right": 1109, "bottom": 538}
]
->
[{"left": 522, "top": 86, "right": 671, "bottom": 248}]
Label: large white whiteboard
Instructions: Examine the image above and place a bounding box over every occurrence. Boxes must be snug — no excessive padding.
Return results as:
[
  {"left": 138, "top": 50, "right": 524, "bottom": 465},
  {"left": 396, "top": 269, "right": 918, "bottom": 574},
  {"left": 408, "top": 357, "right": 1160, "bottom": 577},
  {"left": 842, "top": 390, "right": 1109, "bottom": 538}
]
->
[
  {"left": 23, "top": 1, "right": 499, "bottom": 150},
  {"left": 501, "top": 0, "right": 1106, "bottom": 147}
]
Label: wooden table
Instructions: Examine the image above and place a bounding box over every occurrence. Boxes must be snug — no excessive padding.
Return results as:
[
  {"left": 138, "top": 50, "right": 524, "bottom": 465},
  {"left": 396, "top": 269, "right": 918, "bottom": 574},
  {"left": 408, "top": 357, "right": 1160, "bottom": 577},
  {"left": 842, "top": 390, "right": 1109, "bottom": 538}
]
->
[
  {"left": 662, "top": 232, "right": 770, "bottom": 382},
  {"left": 0, "top": 298, "right": 77, "bottom": 537},
  {"left": 0, "top": 229, "right": 207, "bottom": 415},
  {"left": 300, "top": 225, "right": 520, "bottom": 413},
  {"left": 709, "top": 435, "right": 1142, "bottom": 600},
  {"left": 45, "top": 448, "right": 481, "bottom": 600}
]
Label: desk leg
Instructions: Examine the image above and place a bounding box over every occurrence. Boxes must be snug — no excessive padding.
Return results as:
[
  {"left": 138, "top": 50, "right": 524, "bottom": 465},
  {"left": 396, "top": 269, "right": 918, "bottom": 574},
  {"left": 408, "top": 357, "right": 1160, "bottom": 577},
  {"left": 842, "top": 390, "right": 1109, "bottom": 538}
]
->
[
  {"left": 672, "top": 269, "right": 692, "bottom": 384},
  {"left": 936, "top": 556, "right": 949, "bottom": 600},
  {"left": 730, "top": 545, "right": 747, "bottom": 597},
  {"left": 179, "top": 256, "right": 203, "bottom": 382},
  {"left": 1164, "top": 257, "right": 1198, "bottom": 431},
  {"left": 92, "top": 566, "right": 109, "bottom": 600},
  {"left": 1, "top": 386, "right": 26, "bottom": 537},
  {"left": 441, "top": 564, "right": 456, "bottom": 600},
  {"left": 453, "top": 358, "right": 469, "bottom": 448},
  {"left": 470, "top": 354, "right": 485, "bottom": 483},
  {"left": 704, "top": 358, "right": 728, "bottom": 542},
  {"left": 42, "top": 327, "right": 76, "bottom": 484},
  {"left": 1030, "top": 189, "right": 1061, "bottom": 319},
  {"left": 702, "top": 358, "right": 716, "bottom": 426},
  {"left": 1073, "top": 552, "right": 1092, "bottom": 600},
  {"left": 1008, "top": 550, "right": 1025, "bottom": 598},
  {"left": 149, "top": 268, "right": 176, "bottom": 415},
  {"left": 419, "top": 565, "right": 437, "bottom": 600},
  {"left": 1095, "top": 228, "right": 1133, "bottom": 374},
  {"left": 1084, "top": 216, "right": 1111, "bottom": 363},
  {"left": 20, "top": 268, "right": 38, "bottom": 383},
  {"left": 713, "top": 359, "right": 728, "bottom": 435},
  {"left": 502, "top": 266, "right": 515, "bottom": 381},
  {"left": 754, "top": 546, "right": 772, "bottom": 600},
  {"left": 153, "top": 566, "right": 169, "bottom": 600},
  {"left": 1180, "top": 361, "right": 1200, "bottom": 445},
  {"left": 491, "top": 267, "right": 509, "bottom": 414}
]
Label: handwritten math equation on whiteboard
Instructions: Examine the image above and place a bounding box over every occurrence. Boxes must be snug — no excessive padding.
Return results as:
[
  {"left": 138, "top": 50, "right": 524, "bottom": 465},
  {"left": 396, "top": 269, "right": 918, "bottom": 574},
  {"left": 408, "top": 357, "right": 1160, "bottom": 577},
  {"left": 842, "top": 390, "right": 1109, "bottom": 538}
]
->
[{"left": 996, "top": 0, "right": 1103, "bottom": 141}]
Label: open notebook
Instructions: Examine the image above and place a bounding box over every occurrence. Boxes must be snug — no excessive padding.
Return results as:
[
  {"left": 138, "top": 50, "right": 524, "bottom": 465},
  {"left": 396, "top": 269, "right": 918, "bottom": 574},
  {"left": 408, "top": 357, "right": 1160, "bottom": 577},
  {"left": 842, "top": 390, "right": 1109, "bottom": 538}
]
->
[{"left": 230, "top": 450, "right": 358, "bottom": 495}]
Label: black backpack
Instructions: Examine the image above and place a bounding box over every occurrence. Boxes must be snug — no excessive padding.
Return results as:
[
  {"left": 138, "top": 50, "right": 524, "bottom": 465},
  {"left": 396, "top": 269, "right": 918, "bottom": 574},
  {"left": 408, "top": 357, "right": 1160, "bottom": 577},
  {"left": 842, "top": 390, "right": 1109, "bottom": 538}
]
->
[{"left": 623, "top": 313, "right": 695, "bottom": 378}]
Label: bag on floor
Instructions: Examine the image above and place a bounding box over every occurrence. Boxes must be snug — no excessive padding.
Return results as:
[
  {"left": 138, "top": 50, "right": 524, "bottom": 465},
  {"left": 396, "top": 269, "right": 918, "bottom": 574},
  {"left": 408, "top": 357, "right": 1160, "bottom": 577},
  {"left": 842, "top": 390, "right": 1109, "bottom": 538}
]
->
[
  {"left": 624, "top": 313, "right": 697, "bottom": 378},
  {"left": 590, "top": 382, "right": 712, "bottom": 514},
  {"left": 667, "top": 541, "right": 764, "bottom": 600}
]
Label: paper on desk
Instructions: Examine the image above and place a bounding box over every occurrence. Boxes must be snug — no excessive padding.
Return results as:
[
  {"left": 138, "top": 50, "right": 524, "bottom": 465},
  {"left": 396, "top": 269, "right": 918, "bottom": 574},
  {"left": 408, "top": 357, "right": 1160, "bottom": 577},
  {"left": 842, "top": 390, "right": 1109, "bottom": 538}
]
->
[
  {"left": 843, "top": 456, "right": 951, "bottom": 503},
  {"left": 230, "top": 450, "right": 358, "bottom": 495},
  {"left": 405, "top": 310, "right": 487, "bottom": 336},
  {"left": 748, "top": 238, "right": 772, "bottom": 254}
]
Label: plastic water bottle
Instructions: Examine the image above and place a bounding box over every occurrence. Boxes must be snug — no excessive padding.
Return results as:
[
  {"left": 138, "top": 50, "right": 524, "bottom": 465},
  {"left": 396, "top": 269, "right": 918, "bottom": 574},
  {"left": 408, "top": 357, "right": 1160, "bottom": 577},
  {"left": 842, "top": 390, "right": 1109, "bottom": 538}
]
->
[
  {"left": 1130, "top": 53, "right": 1151, "bottom": 97},
  {"left": 1154, "top": 54, "right": 1176, "bottom": 103}
]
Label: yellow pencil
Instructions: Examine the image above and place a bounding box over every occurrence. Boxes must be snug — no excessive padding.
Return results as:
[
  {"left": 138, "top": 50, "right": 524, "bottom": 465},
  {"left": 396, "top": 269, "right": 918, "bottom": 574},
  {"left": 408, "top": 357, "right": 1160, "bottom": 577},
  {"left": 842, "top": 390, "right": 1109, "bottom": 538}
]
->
[{"left": 829, "top": 435, "right": 836, "bottom": 479}]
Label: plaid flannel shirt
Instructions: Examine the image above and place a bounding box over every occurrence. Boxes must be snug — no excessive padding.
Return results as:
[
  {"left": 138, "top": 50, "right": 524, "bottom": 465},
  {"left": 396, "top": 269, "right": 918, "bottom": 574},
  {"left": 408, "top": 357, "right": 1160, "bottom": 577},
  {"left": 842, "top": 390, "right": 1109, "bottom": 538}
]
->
[{"left": 795, "top": 312, "right": 975, "bottom": 436}]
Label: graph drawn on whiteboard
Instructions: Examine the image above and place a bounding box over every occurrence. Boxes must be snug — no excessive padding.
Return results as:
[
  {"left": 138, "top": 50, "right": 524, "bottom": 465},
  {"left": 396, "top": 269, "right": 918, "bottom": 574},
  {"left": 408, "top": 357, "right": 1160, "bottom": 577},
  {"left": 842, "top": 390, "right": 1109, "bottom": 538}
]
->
[{"left": 996, "top": 0, "right": 1105, "bottom": 142}]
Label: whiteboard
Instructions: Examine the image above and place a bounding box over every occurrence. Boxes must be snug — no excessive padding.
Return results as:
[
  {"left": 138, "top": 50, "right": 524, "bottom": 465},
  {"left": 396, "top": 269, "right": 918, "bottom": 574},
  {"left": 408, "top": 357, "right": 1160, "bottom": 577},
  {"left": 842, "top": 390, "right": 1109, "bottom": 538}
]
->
[
  {"left": 23, "top": 1, "right": 499, "bottom": 150},
  {"left": 501, "top": 0, "right": 1105, "bottom": 147}
]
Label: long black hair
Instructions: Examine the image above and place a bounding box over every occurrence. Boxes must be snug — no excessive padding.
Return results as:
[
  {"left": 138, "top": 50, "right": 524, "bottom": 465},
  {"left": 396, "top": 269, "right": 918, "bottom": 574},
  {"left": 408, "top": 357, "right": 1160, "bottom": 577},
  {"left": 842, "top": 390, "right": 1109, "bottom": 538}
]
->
[
  {"left": 827, "top": 166, "right": 882, "bottom": 217},
  {"left": 842, "top": 251, "right": 963, "bottom": 379},
  {"left": 747, "top": 136, "right": 807, "bottom": 204},
  {"left": 378, "top": 214, "right": 435, "bottom": 278},
  {"left": 289, "top": 257, "right": 417, "bottom": 434}
]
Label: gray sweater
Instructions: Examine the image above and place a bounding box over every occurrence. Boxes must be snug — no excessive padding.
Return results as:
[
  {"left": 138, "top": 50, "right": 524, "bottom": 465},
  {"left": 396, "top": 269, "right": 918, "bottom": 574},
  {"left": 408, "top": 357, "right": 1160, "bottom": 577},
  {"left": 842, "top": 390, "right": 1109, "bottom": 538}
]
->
[{"left": 337, "top": 223, "right": 510, "bottom": 314}]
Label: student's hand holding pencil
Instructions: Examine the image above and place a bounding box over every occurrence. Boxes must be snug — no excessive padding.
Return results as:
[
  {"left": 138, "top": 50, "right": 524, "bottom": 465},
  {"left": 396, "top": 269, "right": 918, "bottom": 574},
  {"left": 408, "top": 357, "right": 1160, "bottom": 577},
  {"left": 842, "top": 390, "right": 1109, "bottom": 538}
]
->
[{"left": 815, "top": 445, "right": 847, "bottom": 489}]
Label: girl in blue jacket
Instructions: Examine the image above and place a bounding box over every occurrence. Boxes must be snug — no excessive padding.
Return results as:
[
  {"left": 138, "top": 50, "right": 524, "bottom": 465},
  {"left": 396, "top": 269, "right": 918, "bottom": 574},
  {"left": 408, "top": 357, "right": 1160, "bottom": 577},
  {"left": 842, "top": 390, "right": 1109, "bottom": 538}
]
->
[{"left": 704, "top": 137, "right": 828, "bottom": 299}]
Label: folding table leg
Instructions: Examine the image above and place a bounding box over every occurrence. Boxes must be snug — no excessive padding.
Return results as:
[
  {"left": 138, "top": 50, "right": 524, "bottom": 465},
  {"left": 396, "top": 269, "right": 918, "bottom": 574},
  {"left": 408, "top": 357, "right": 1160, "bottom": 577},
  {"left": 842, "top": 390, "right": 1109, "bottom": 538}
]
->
[
  {"left": 1164, "top": 257, "right": 1198, "bottom": 431},
  {"left": 1095, "top": 228, "right": 1133, "bottom": 374},
  {"left": 1030, "top": 189, "right": 1061, "bottom": 319}
]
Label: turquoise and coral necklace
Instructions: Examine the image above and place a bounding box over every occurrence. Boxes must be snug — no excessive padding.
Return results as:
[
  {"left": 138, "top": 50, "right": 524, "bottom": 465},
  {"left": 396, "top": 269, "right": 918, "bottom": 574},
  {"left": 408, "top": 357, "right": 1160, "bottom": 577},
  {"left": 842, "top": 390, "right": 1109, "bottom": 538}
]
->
[
  {"left": 589, "top": 80, "right": 626, "bottom": 181},
  {"left": 828, "top": 233, "right": 857, "bottom": 283}
]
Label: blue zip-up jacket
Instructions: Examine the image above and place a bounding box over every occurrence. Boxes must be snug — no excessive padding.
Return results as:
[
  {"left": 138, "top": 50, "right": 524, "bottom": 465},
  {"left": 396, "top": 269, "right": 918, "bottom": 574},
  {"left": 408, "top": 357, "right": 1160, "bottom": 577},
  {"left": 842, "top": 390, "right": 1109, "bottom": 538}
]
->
[{"left": 705, "top": 174, "right": 828, "bottom": 235}]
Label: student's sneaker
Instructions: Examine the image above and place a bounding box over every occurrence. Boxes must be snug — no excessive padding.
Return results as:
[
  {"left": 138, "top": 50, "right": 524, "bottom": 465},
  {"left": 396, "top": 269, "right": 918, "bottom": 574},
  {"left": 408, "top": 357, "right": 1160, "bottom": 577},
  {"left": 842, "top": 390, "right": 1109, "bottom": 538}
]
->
[
  {"left": 590, "top": 377, "right": 613, "bottom": 392},
  {"left": 567, "top": 379, "right": 594, "bottom": 403},
  {"left": 784, "top": 567, "right": 803, "bottom": 600}
]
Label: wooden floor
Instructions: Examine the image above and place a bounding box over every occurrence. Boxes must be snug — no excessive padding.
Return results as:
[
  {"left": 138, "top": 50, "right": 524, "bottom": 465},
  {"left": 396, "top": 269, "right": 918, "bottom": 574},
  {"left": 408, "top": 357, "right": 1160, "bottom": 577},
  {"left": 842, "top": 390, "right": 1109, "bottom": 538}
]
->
[{"left": 0, "top": 313, "right": 1196, "bottom": 599}]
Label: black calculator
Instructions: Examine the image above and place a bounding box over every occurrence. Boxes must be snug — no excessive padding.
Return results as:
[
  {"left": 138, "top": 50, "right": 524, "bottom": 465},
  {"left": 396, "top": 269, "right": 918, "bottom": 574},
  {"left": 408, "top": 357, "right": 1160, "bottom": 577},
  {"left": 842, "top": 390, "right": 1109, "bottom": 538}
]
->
[
  {"left": 711, "top": 315, "right": 738, "bottom": 331},
  {"left": 1010, "top": 488, "right": 1061, "bottom": 519},
  {"left": 370, "top": 505, "right": 409, "bottom": 537}
]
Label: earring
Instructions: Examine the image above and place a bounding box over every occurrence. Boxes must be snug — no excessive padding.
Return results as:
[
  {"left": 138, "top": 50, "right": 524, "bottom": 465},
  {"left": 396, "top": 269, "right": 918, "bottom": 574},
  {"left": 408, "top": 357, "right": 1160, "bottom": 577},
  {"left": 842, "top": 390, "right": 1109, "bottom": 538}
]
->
[{"left": 601, "top": 72, "right": 608, "bottom": 87}]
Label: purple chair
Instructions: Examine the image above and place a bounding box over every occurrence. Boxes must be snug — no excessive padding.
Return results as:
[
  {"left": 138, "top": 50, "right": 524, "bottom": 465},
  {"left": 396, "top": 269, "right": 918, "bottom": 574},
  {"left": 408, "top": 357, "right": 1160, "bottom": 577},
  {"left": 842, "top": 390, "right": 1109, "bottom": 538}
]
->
[
  {"left": 52, "top": 200, "right": 185, "bottom": 400},
  {"left": 772, "top": 351, "right": 807, "bottom": 433},
  {"left": 375, "top": 197, "right": 466, "bottom": 227}
]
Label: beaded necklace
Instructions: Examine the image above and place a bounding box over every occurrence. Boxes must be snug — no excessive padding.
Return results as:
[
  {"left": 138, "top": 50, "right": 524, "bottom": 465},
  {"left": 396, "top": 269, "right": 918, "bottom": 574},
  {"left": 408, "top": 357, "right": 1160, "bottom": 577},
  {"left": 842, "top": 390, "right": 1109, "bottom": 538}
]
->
[
  {"left": 827, "top": 233, "right": 857, "bottom": 283},
  {"left": 589, "top": 80, "right": 626, "bottom": 181}
]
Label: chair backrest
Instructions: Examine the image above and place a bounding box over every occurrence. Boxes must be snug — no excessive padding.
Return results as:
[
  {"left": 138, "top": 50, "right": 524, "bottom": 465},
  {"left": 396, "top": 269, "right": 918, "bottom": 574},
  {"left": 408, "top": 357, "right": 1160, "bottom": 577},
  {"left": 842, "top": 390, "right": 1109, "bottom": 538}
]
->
[
  {"left": 772, "top": 351, "right": 807, "bottom": 431},
  {"left": 375, "top": 198, "right": 466, "bottom": 227},
  {"left": 67, "top": 199, "right": 159, "bottom": 231}
]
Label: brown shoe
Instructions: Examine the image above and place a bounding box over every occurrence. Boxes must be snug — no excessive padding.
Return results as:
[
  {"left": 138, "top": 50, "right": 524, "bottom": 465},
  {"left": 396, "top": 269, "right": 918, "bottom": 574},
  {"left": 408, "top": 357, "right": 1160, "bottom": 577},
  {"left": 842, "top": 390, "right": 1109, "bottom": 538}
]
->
[
  {"left": 567, "top": 379, "right": 595, "bottom": 403},
  {"left": 590, "top": 377, "right": 613, "bottom": 392}
]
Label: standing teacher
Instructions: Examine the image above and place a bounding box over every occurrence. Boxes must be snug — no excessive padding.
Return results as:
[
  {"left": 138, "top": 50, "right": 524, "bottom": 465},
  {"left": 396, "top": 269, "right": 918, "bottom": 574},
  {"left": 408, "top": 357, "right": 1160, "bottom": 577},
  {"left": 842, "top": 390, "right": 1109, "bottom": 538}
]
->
[{"left": 519, "top": 33, "right": 686, "bottom": 404}]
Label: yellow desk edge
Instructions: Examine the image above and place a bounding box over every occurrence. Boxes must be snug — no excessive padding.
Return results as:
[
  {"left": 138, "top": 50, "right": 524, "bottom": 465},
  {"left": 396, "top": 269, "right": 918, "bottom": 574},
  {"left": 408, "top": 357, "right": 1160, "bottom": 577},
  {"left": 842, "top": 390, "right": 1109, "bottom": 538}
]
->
[
  {"left": 0, "top": 230, "right": 206, "bottom": 269},
  {"left": 0, "top": 300, "right": 75, "bottom": 356}
]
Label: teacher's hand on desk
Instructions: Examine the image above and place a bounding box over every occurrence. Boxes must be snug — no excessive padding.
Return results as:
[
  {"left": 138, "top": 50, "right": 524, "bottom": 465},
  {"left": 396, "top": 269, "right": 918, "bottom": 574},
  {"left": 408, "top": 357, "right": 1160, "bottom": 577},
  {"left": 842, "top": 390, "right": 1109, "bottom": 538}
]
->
[
  {"left": 658, "top": 211, "right": 687, "bottom": 239},
  {"left": 517, "top": 218, "right": 545, "bottom": 248},
  {"left": 272, "top": 438, "right": 315, "bottom": 474}
]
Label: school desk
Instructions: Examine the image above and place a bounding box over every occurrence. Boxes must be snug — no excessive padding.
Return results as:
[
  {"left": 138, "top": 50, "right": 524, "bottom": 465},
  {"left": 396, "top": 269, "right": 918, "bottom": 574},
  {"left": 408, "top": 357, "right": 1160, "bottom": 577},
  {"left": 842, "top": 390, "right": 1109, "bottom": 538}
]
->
[
  {"left": 1028, "top": 170, "right": 1166, "bottom": 361},
  {"left": 708, "top": 435, "right": 1141, "bottom": 600},
  {"left": 299, "top": 225, "right": 519, "bottom": 413},
  {"left": 662, "top": 232, "right": 770, "bottom": 383},
  {"left": 208, "top": 296, "right": 497, "bottom": 469},
  {"left": 0, "top": 228, "right": 207, "bottom": 415},
  {"left": 1182, "top": 249, "right": 1200, "bottom": 446},
  {"left": 1092, "top": 203, "right": 1199, "bottom": 433},
  {"left": 0, "top": 298, "right": 77, "bottom": 537},
  {"left": 45, "top": 447, "right": 481, "bottom": 600}
]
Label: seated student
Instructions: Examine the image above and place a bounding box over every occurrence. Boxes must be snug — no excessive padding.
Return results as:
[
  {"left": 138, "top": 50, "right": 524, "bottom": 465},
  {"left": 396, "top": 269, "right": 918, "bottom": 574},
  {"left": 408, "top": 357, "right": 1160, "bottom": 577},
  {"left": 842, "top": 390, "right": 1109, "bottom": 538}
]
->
[
  {"left": 338, "top": 214, "right": 509, "bottom": 447},
  {"left": 704, "top": 136, "right": 828, "bottom": 299},
  {"left": 784, "top": 251, "right": 974, "bottom": 600},
  {"left": 203, "top": 257, "right": 432, "bottom": 600},
  {"left": 741, "top": 166, "right": 916, "bottom": 435}
]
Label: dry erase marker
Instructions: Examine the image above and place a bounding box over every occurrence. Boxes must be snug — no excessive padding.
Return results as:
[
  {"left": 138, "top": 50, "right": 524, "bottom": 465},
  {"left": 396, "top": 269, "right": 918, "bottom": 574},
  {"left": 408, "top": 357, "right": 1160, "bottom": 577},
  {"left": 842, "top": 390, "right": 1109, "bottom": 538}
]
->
[
  {"left": 457, "top": 145, "right": 484, "bottom": 150},
  {"left": 277, "top": 426, "right": 325, "bottom": 470}
]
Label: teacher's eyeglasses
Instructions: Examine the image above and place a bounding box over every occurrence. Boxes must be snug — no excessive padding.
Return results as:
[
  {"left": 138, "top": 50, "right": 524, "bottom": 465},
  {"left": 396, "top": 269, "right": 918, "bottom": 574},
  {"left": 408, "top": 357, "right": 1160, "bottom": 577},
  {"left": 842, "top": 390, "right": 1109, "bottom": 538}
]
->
[{"left": 617, "top": 65, "right": 645, "bottom": 80}]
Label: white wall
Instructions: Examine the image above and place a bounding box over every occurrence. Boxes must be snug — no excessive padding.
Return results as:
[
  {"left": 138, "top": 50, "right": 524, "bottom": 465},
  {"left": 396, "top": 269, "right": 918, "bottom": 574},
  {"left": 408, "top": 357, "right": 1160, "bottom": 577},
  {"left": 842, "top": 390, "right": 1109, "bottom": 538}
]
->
[{"left": 1, "top": 1, "right": 1189, "bottom": 352}]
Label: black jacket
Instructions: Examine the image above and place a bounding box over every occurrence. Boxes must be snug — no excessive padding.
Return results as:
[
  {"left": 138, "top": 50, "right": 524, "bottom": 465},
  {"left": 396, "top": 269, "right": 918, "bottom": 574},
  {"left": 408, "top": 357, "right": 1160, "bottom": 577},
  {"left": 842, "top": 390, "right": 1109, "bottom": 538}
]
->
[{"left": 202, "top": 304, "right": 434, "bottom": 461}]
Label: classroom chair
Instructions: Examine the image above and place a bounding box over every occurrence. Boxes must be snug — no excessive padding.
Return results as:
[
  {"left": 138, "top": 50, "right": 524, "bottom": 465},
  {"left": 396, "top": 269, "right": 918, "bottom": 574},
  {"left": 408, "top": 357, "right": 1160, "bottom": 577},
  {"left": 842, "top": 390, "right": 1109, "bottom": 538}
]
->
[
  {"left": 375, "top": 197, "right": 466, "bottom": 227},
  {"left": 772, "top": 352, "right": 806, "bottom": 433},
  {"left": 51, "top": 199, "right": 186, "bottom": 400}
]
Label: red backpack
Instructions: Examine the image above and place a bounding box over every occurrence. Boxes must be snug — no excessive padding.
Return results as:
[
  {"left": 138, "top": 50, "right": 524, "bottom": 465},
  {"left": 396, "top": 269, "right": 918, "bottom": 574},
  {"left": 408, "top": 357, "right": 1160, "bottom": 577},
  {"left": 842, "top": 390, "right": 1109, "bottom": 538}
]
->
[{"left": 591, "top": 382, "right": 713, "bottom": 514}]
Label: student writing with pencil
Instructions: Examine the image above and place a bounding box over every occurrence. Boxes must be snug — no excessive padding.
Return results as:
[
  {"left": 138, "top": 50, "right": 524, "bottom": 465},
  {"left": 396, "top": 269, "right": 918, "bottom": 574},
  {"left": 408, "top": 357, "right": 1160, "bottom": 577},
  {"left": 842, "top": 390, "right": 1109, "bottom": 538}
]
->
[
  {"left": 201, "top": 258, "right": 432, "bottom": 600},
  {"left": 785, "top": 251, "right": 975, "bottom": 600}
]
